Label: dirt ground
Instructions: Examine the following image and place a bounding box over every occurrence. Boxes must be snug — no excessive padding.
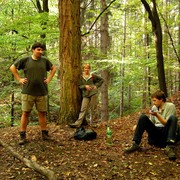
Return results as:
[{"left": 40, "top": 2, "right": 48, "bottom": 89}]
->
[{"left": 0, "top": 92, "right": 180, "bottom": 180}]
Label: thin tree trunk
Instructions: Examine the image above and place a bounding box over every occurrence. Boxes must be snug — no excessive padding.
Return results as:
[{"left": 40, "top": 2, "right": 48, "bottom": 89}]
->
[
  {"left": 120, "top": 1, "right": 127, "bottom": 117},
  {"left": 10, "top": 91, "right": 15, "bottom": 126},
  {"left": 100, "top": 0, "right": 109, "bottom": 121},
  {"left": 141, "top": 0, "right": 167, "bottom": 96},
  {"left": 142, "top": 7, "right": 150, "bottom": 108}
]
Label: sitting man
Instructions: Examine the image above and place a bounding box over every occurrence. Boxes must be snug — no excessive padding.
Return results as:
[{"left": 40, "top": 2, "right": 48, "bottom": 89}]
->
[{"left": 125, "top": 90, "right": 180, "bottom": 160}]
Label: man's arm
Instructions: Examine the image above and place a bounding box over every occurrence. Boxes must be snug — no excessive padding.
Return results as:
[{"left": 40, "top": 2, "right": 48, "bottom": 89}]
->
[
  {"left": 152, "top": 113, "right": 167, "bottom": 125},
  {"left": 9, "top": 64, "right": 28, "bottom": 85},
  {"left": 150, "top": 103, "right": 176, "bottom": 126},
  {"left": 93, "top": 74, "right": 104, "bottom": 88},
  {"left": 44, "top": 65, "right": 56, "bottom": 84}
]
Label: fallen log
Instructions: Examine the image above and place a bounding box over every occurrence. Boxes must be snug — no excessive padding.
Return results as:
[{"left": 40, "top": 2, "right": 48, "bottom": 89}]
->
[{"left": 0, "top": 140, "right": 57, "bottom": 180}]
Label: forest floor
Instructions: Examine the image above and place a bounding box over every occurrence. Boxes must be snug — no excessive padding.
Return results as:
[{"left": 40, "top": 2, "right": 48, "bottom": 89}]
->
[{"left": 0, "top": 92, "right": 180, "bottom": 180}]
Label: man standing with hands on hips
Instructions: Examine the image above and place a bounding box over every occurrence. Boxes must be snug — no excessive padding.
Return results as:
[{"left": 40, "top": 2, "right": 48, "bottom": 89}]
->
[{"left": 10, "top": 42, "right": 56, "bottom": 145}]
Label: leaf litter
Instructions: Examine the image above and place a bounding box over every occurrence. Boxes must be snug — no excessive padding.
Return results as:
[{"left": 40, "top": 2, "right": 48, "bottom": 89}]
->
[{"left": 0, "top": 91, "right": 180, "bottom": 179}]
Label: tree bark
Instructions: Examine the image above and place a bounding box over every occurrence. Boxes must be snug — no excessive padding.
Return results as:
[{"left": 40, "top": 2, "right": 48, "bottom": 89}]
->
[
  {"left": 100, "top": 0, "right": 109, "bottom": 121},
  {"left": 0, "top": 140, "right": 57, "bottom": 180},
  {"left": 58, "top": 0, "right": 81, "bottom": 124}
]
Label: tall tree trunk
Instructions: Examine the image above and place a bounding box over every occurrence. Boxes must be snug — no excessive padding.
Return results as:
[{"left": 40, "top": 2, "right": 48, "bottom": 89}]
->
[
  {"left": 141, "top": 0, "right": 167, "bottom": 96},
  {"left": 58, "top": 0, "right": 81, "bottom": 124},
  {"left": 163, "top": 0, "right": 171, "bottom": 94},
  {"left": 100, "top": 0, "right": 109, "bottom": 121},
  {"left": 120, "top": 1, "right": 127, "bottom": 117},
  {"left": 10, "top": 8, "right": 16, "bottom": 126},
  {"left": 142, "top": 7, "right": 151, "bottom": 108}
]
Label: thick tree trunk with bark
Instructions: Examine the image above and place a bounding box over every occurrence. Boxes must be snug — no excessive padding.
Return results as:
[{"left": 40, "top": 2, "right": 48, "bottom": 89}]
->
[{"left": 58, "top": 0, "right": 81, "bottom": 124}]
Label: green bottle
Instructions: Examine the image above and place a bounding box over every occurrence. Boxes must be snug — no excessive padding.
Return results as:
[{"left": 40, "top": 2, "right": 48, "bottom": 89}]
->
[{"left": 106, "top": 126, "right": 112, "bottom": 145}]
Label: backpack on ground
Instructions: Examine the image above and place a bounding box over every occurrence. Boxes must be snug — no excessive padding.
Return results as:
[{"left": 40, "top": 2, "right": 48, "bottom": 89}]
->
[{"left": 74, "top": 127, "right": 97, "bottom": 140}]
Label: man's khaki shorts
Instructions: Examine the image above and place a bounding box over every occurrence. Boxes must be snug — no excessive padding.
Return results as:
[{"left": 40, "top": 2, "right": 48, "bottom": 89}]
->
[{"left": 21, "top": 94, "right": 47, "bottom": 112}]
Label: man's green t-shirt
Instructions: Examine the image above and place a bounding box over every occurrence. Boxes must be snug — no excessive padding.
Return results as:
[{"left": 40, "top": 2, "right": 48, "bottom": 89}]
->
[{"left": 14, "top": 56, "right": 53, "bottom": 96}]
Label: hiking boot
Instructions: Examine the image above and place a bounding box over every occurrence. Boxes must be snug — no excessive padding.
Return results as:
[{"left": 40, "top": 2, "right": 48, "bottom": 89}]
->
[
  {"left": 42, "top": 130, "right": 51, "bottom": 140},
  {"left": 69, "top": 119, "right": 83, "bottom": 128},
  {"left": 19, "top": 131, "right": 27, "bottom": 145},
  {"left": 124, "top": 143, "right": 140, "bottom": 154},
  {"left": 166, "top": 145, "right": 176, "bottom": 161}
]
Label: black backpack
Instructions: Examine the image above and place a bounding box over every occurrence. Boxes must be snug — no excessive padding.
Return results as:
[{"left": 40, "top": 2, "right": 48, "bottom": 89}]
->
[{"left": 74, "top": 127, "right": 97, "bottom": 140}]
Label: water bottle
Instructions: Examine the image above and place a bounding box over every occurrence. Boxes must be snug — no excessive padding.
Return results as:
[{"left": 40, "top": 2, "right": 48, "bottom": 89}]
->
[{"left": 106, "top": 126, "right": 112, "bottom": 146}]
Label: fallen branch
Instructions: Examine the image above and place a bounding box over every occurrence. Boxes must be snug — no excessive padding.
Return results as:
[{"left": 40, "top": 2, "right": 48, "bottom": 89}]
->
[{"left": 0, "top": 140, "right": 57, "bottom": 180}]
